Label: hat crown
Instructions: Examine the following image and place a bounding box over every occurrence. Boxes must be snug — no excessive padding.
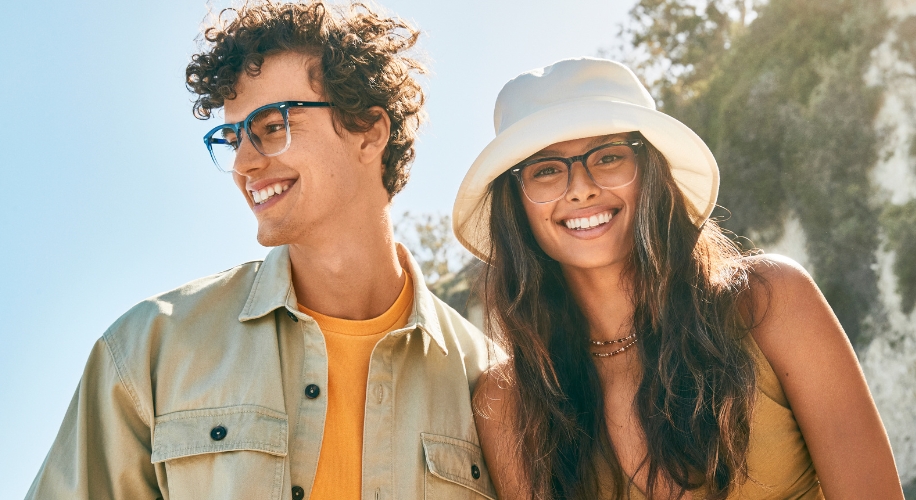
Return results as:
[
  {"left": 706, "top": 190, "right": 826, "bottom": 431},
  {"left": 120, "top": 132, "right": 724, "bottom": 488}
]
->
[{"left": 493, "top": 57, "right": 657, "bottom": 134}]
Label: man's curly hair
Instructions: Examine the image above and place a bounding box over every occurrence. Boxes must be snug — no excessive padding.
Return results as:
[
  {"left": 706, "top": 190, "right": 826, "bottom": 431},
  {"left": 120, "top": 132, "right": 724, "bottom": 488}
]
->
[{"left": 186, "top": 1, "right": 426, "bottom": 197}]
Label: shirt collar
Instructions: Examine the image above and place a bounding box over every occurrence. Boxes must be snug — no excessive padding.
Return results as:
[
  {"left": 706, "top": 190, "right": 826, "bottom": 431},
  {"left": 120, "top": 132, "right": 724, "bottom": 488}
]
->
[{"left": 238, "top": 243, "right": 447, "bottom": 355}]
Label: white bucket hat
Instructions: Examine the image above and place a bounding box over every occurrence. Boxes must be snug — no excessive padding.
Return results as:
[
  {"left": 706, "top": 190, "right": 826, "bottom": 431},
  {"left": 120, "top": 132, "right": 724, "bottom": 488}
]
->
[{"left": 452, "top": 57, "right": 719, "bottom": 262}]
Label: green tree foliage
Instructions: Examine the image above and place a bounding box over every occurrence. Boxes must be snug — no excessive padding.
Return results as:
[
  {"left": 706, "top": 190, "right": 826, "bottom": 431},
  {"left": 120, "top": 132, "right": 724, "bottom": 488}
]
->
[
  {"left": 393, "top": 211, "right": 472, "bottom": 285},
  {"left": 620, "top": 0, "right": 890, "bottom": 346},
  {"left": 619, "top": 0, "right": 758, "bottom": 106}
]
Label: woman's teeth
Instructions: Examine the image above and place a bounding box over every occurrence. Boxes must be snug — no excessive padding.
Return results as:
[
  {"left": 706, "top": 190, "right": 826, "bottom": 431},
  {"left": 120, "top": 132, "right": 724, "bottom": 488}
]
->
[
  {"left": 564, "top": 211, "right": 613, "bottom": 230},
  {"left": 251, "top": 183, "right": 290, "bottom": 205}
]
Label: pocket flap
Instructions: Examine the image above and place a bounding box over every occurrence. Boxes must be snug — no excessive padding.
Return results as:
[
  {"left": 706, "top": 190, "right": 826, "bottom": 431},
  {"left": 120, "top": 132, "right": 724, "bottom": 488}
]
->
[
  {"left": 421, "top": 433, "right": 496, "bottom": 499},
  {"left": 152, "top": 405, "right": 288, "bottom": 463}
]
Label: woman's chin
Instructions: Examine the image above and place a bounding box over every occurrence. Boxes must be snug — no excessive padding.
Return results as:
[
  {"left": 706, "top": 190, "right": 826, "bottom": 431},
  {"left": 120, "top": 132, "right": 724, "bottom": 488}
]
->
[
  {"left": 542, "top": 233, "right": 633, "bottom": 271},
  {"left": 551, "top": 250, "right": 629, "bottom": 272}
]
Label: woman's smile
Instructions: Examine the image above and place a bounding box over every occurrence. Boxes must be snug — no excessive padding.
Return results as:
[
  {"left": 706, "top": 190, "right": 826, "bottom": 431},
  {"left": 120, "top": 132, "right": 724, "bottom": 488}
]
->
[
  {"left": 557, "top": 207, "right": 621, "bottom": 239},
  {"left": 561, "top": 208, "right": 616, "bottom": 230}
]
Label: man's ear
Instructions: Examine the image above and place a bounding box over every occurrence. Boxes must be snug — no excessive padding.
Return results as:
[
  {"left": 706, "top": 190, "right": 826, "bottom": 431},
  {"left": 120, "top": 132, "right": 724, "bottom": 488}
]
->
[{"left": 359, "top": 106, "right": 391, "bottom": 165}]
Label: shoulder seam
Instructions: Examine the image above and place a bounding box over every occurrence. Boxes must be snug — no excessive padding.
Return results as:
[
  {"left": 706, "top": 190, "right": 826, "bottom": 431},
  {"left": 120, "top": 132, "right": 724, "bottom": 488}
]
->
[{"left": 103, "top": 334, "right": 151, "bottom": 428}]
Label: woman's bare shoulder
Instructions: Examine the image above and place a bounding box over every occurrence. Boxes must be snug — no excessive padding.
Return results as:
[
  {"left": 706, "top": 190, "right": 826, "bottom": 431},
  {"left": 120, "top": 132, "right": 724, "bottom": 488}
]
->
[
  {"left": 739, "top": 257, "right": 902, "bottom": 497},
  {"left": 740, "top": 253, "right": 821, "bottom": 323},
  {"left": 743, "top": 253, "right": 814, "bottom": 286},
  {"left": 739, "top": 253, "right": 833, "bottom": 346}
]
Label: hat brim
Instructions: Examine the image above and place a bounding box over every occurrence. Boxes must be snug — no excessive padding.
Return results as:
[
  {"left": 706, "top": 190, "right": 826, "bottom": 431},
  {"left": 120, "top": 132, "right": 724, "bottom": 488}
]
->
[{"left": 452, "top": 97, "right": 719, "bottom": 262}]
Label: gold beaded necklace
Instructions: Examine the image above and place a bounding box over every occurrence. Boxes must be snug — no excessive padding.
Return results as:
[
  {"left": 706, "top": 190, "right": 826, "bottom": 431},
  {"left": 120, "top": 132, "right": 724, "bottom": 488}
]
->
[{"left": 589, "top": 331, "right": 638, "bottom": 357}]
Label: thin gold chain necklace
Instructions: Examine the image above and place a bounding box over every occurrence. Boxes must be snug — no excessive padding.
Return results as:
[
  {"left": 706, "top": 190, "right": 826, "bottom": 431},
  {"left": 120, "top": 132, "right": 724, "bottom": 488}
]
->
[{"left": 590, "top": 332, "right": 638, "bottom": 357}]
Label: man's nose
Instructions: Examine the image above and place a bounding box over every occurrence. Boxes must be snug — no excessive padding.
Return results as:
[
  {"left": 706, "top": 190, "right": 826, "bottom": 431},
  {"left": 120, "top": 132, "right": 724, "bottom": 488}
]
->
[
  {"left": 565, "top": 162, "right": 601, "bottom": 202},
  {"left": 231, "top": 135, "right": 269, "bottom": 175}
]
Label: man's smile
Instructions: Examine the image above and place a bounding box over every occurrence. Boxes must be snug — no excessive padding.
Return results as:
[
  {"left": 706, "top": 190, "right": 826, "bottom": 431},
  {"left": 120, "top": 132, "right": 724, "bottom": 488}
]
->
[{"left": 248, "top": 179, "right": 296, "bottom": 205}]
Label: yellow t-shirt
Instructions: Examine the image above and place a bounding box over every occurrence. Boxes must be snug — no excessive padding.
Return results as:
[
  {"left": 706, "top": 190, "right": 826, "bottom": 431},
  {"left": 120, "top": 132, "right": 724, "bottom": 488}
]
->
[{"left": 299, "top": 271, "right": 414, "bottom": 500}]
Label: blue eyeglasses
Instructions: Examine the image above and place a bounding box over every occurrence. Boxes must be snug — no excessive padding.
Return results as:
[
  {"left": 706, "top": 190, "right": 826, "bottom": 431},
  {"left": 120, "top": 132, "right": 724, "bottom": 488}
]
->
[{"left": 203, "top": 100, "right": 333, "bottom": 173}]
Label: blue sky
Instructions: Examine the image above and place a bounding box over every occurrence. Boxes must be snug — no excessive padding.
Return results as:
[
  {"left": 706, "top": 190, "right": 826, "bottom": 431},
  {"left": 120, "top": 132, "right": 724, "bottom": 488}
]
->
[{"left": 0, "top": 0, "right": 637, "bottom": 495}]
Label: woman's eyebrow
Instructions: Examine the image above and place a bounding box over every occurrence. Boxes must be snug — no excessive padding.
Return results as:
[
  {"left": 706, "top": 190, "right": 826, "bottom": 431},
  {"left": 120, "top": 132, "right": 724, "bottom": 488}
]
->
[
  {"left": 526, "top": 134, "right": 631, "bottom": 161},
  {"left": 528, "top": 149, "right": 563, "bottom": 159},
  {"left": 586, "top": 134, "right": 627, "bottom": 148}
]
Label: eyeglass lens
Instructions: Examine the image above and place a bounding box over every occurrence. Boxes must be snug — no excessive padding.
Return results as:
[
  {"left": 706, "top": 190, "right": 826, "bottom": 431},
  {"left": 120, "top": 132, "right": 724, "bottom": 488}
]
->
[
  {"left": 208, "top": 107, "right": 289, "bottom": 173},
  {"left": 519, "top": 144, "right": 638, "bottom": 203}
]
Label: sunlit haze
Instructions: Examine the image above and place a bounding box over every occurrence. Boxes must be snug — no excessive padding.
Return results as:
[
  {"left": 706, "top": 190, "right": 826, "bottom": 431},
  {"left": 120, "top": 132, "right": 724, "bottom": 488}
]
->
[{"left": 0, "top": 0, "right": 637, "bottom": 495}]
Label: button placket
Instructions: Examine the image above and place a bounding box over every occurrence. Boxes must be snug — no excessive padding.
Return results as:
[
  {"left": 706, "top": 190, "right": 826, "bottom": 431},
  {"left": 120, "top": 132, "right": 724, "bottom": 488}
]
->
[
  {"left": 289, "top": 319, "right": 329, "bottom": 498},
  {"left": 362, "top": 336, "right": 395, "bottom": 498}
]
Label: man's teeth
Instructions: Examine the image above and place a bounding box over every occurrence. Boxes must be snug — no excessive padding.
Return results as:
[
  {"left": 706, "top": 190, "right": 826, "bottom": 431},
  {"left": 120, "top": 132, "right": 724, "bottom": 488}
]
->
[
  {"left": 251, "top": 183, "right": 290, "bottom": 205},
  {"left": 564, "top": 212, "right": 614, "bottom": 230}
]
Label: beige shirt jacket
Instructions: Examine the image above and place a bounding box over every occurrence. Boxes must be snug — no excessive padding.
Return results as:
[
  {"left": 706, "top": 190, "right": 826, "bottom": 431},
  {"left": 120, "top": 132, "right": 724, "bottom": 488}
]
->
[{"left": 26, "top": 244, "right": 498, "bottom": 500}]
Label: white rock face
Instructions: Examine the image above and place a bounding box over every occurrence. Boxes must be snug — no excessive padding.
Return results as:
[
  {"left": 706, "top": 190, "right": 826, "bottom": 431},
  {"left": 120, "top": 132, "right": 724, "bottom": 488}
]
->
[
  {"left": 863, "top": 0, "right": 916, "bottom": 485},
  {"left": 862, "top": 246, "right": 916, "bottom": 485},
  {"left": 655, "top": 1, "right": 916, "bottom": 487},
  {"left": 766, "top": 0, "right": 916, "bottom": 484},
  {"left": 757, "top": 213, "right": 811, "bottom": 270}
]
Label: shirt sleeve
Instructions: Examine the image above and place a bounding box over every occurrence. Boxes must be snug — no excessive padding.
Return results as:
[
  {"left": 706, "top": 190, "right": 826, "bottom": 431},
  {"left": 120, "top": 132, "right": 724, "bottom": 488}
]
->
[{"left": 25, "top": 337, "right": 160, "bottom": 500}]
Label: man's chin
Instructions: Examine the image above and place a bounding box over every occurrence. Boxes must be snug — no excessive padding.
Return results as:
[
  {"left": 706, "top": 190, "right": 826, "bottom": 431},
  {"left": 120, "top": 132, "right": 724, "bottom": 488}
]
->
[{"left": 256, "top": 226, "right": 291, "bottom": 248}]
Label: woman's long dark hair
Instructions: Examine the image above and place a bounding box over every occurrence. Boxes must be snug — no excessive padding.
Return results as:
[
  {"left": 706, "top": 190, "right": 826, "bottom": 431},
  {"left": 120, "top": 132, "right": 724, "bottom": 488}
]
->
[{"left": 481, "top": 136, "right": 759, "bottom": 500}]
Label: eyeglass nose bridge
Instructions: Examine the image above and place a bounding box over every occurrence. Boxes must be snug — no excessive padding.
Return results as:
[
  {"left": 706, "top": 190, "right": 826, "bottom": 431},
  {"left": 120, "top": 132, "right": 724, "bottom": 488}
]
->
[
  {"left": 233, "top": 128, "right": 268, "bottom": 170},
  {"left": 221, "top": 122, "right": 263, "bottom": 172},
  {"left": 559, "top": 156, "right": 603, "bottom": 198},
  {"left": 238, "top": 114, "right": 277, "bottom": 156}
]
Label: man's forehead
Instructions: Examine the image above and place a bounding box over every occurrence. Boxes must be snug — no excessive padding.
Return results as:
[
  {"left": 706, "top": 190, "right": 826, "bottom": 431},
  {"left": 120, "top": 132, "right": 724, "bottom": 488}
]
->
[{"left": 223, "top": 51, "right": 323, "bottom": 122}]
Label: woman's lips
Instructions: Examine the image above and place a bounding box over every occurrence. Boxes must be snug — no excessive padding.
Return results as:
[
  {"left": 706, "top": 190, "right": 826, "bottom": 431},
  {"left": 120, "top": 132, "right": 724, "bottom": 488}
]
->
[
  {"left": 557, "top": 208, "right": 620, "bottom": 239},
  {"left": 559, "top": 208, "right": 620, "bottom": 231},
  {"left": 562, "top": 209, "right": 616, "bottom": 230}
]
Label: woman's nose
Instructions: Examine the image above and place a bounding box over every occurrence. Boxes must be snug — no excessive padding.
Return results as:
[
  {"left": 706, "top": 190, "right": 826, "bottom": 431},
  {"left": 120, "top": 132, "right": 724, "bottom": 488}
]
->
[{"left": 565, "top": 162, "right": 601, "bottom": 202}]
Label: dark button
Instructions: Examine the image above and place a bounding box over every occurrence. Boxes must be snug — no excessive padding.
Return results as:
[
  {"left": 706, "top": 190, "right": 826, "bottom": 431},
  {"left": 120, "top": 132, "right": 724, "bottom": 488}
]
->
[
  {"left": 210, "top": 425, "right": 227, "bottom": 441},
  {"left": 286, "top": 310, "right": 299, "bottom": 322},
  {"left": 471, "top": 463, "right": 481, "bottom": 479},
  {"left": 291, "top": 485, "right": 305, "bottom": 499},
  {"left": 305, "top": 384, "right": 321, "bottom": 399}
]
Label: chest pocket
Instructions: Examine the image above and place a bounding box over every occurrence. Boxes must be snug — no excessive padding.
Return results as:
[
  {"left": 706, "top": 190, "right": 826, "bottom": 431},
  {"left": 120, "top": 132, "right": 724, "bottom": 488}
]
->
[
  {"left": 421, "top": 433, "right": 496, "bottom": 500},
  {"left": 152, "top": 405, "right": 288, "bottom": 500}
]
